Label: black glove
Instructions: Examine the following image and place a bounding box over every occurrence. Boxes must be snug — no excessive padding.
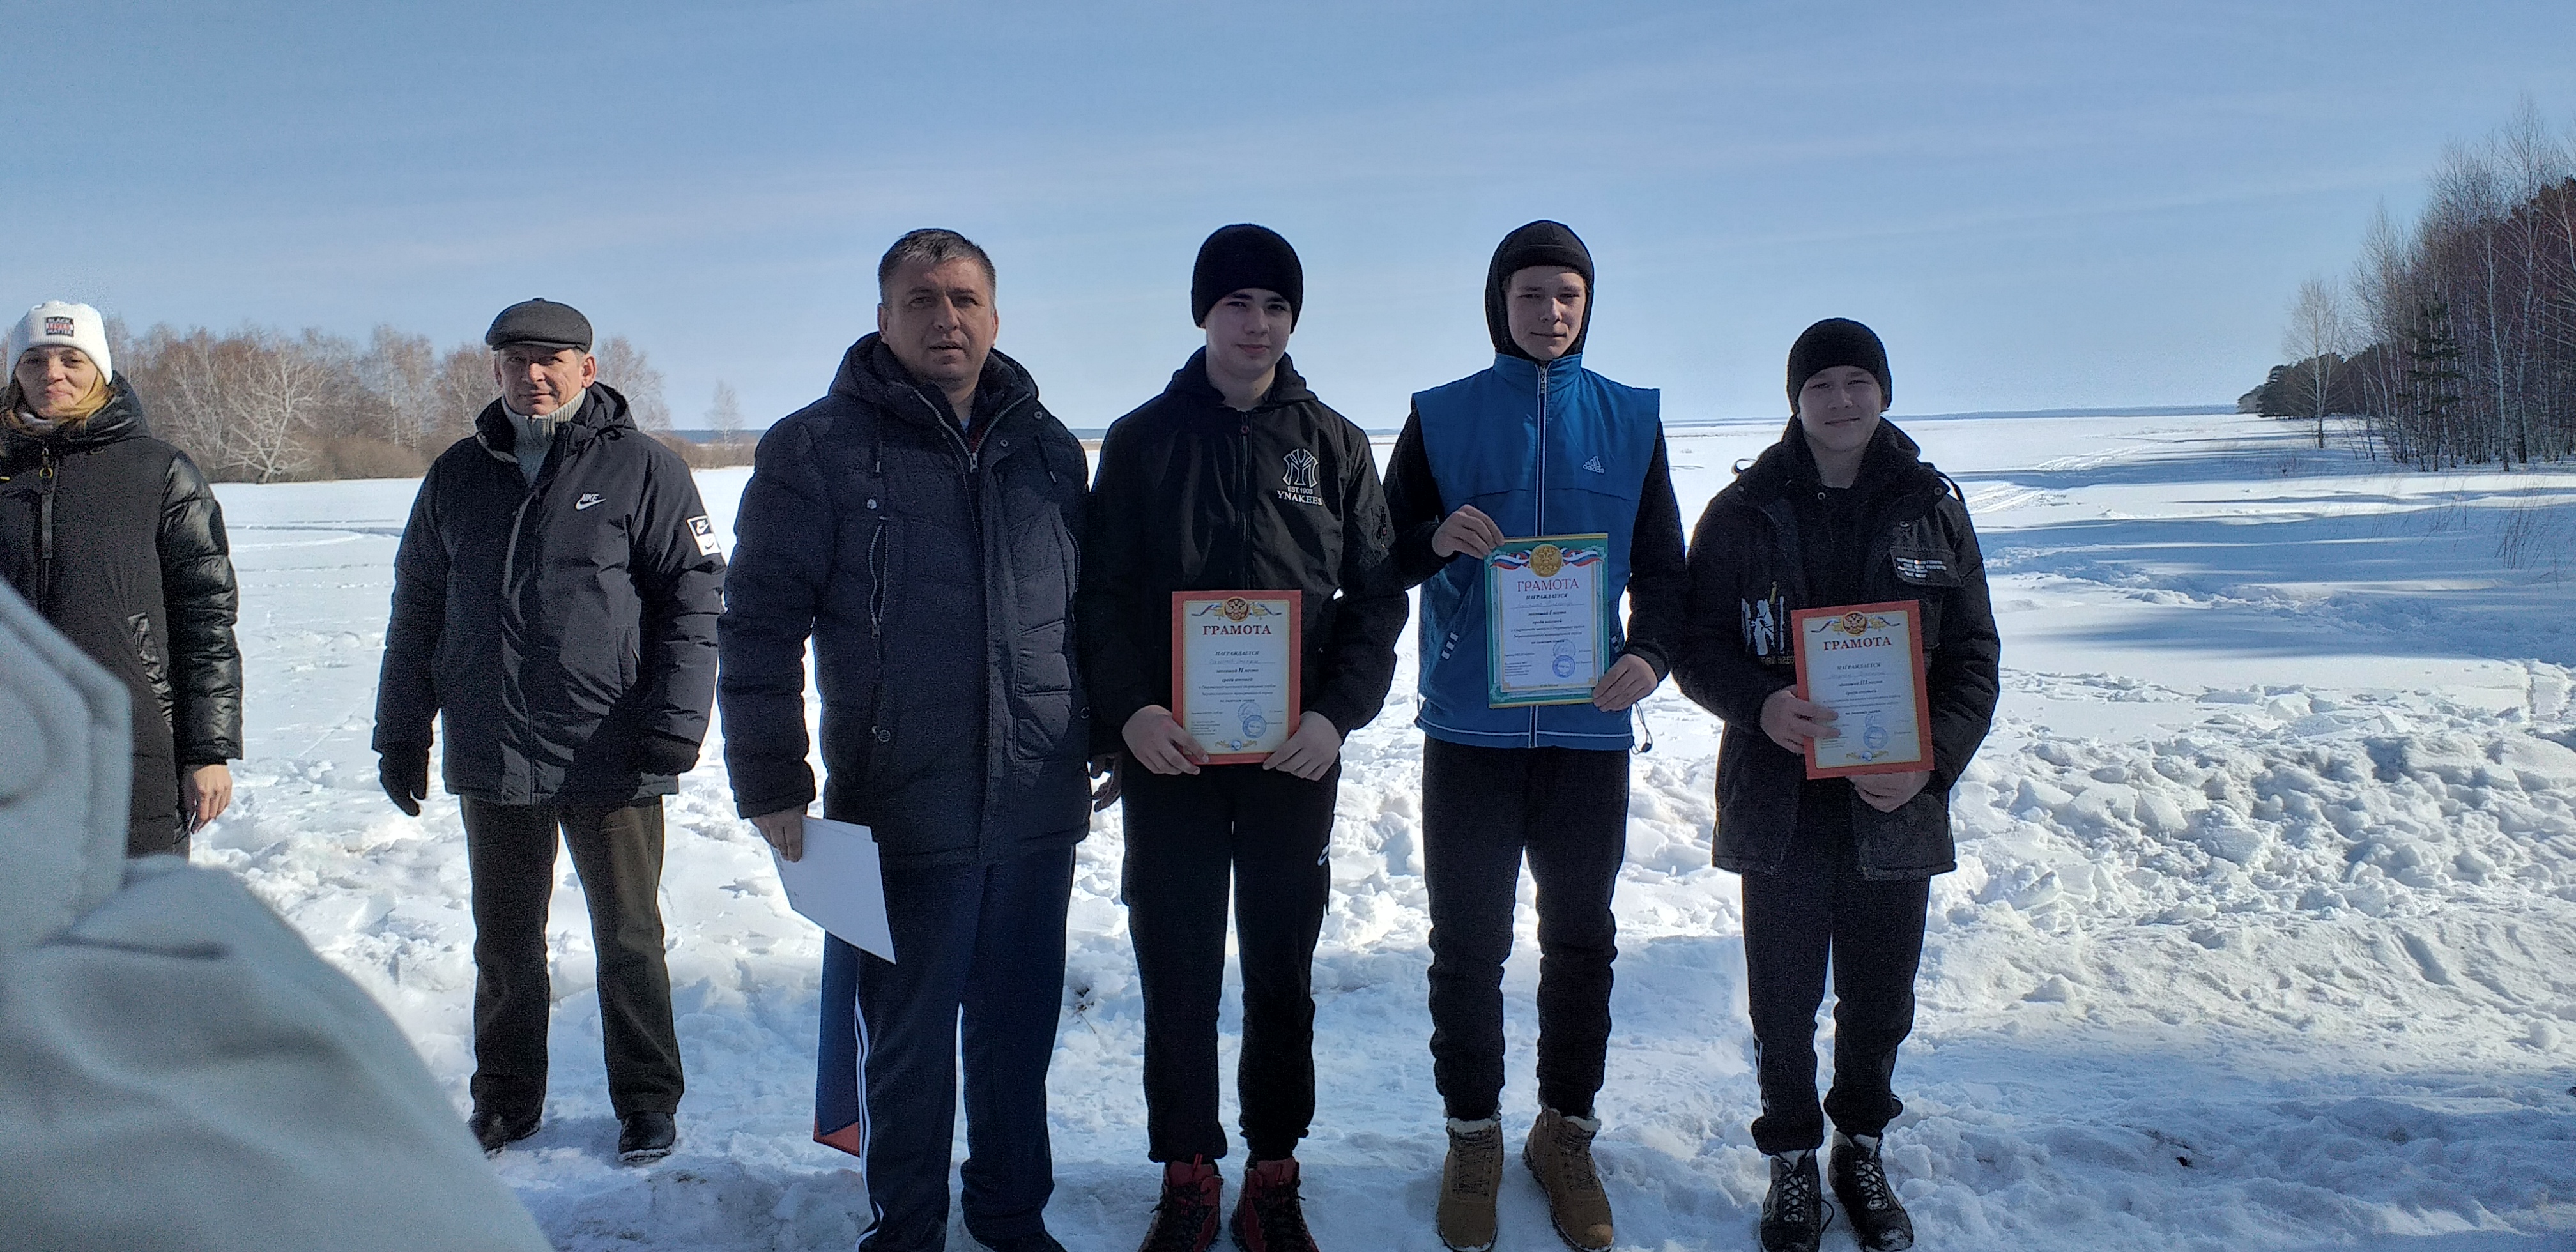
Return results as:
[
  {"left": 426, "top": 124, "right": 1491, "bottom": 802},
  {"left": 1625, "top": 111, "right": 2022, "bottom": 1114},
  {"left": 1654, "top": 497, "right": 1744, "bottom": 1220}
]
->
[
  {"left": 379, "top": 747, "right": 429, "bottom": 816},
  {"left": 633, "top": 732, "right": 702, "bottom": 777}
]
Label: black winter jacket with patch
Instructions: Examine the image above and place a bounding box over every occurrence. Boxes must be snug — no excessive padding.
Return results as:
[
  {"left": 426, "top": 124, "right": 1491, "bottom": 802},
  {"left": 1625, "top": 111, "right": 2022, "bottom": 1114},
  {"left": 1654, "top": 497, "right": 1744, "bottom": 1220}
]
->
[
  {"left": 1672, "top": 418, "right": 2001, "bottom": 879},
  {"left": 0, "top": 381, "right": 242, "bottom": 854},
  {"left": 374, "top": 385, "right": 724, "bottom": 806},
  {"left": 717, "top": 338, "right": 1092, "bottom": 867},
  {"left": 1078, "top": 351, "right": 1407, "bottom": 747}
]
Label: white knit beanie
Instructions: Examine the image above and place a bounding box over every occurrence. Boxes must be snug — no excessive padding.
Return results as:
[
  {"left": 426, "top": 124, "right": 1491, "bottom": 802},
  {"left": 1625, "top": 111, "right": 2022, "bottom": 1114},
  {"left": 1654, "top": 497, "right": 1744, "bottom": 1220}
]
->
[{"left": 8, "top": 301, "right": 114, "bottom": 383}]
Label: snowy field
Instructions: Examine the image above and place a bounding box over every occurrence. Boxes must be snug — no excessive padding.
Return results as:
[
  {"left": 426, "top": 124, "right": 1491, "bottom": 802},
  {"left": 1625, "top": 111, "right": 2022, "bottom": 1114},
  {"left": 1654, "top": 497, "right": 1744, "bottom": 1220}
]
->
[{"left": 200, "top": 411, "right": 2576, "bottom": 1251}]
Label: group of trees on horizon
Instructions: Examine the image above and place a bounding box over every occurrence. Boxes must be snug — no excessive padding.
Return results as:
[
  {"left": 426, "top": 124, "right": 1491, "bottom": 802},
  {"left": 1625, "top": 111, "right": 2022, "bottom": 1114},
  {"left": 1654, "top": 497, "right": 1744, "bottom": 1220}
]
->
[
  {"left": 2246, "top": 103, "right": 2576, "bottom": 469},
  {"left": 89, "top": 319, "right": 750, "bottom": 484}
]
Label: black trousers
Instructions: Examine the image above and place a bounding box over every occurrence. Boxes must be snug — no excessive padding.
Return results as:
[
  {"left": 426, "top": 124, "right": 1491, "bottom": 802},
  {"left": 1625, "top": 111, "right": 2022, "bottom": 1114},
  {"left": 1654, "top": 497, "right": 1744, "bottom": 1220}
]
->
[
  {"left": 1121, "top": 762, "right": 1337, "bottom": 1163},
  {"left": 463, "top": 797, "right": 684, "bottom": 1120},
  {"left": 1740, "top": 803, "right": 1929, "bottom": 1154},
  {"left": 834, "top": 845, "right": 1074, "bottom": 1252},
  {"left": 1421, "top": 738, "right": 1628, "bottom": 1122}
]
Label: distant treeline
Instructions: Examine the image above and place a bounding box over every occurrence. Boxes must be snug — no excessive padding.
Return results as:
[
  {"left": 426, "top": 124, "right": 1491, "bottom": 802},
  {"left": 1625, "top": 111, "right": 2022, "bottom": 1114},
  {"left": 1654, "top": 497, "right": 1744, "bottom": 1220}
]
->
[
  {"left": 2244, "top": 103, "right": 2576, "bottom": 469},
  {"left": 98, "top": 321, "right": 751, "bottom": 483}
]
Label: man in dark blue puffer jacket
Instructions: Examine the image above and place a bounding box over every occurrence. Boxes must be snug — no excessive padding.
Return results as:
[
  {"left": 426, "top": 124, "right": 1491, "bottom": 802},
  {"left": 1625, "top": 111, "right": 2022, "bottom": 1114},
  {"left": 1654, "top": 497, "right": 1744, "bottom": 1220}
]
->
[{"left": 719, "top": 229, "right": 1091, "bottom": 1252}]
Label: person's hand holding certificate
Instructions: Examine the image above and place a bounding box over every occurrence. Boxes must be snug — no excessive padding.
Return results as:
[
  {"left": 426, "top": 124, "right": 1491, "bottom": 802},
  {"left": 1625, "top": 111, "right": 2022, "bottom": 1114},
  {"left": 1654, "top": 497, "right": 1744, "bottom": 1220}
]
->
[{"left": 1790, "top": 600, "right": 1933, "bottom": 781}]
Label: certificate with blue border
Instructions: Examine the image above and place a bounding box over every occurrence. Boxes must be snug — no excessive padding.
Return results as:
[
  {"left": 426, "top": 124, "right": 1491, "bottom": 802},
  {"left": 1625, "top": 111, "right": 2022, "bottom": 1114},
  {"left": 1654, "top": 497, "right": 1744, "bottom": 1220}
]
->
[{"left": 1484, "top": 533, "right": 1613, "bottom": 707}]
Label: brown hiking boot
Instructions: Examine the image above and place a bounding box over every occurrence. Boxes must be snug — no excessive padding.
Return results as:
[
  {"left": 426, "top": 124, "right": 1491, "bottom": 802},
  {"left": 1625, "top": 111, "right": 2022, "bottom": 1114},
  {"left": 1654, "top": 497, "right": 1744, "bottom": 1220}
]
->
[
  {"left": 1522, "top": 1108, "right": 1614, "bottom": 1251},
  {"left": 1436, "top": 1118, "right": 1504, "bottom": 1251},
  {"left": 1138, "top": 1157, "right": 1222, "bottom": 1252}
]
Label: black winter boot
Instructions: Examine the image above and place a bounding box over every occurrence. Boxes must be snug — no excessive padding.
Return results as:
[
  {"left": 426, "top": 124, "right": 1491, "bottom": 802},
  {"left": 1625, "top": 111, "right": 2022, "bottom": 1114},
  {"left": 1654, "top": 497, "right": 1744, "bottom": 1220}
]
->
[
  {"left": 1829, "top": 1133, "right": 1915, "bottom": 1251},
  {"left": 1759, "top": 1150, "right": 1828, "bottom": 1252},
  {"left": 468, "top": 1107, "right": 539, "bottom": 1156},
  {"left": 616, "top": 1111, "right": 677, "bottom": 1164}
]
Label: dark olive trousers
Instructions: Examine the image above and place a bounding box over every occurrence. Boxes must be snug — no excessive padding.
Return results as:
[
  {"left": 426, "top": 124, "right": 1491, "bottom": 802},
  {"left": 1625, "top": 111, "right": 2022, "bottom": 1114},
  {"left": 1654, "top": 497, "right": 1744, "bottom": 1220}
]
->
[
  {"left": 1421, "top": 738, "right": 1629, "bottom": 1122},
  {"left": 463, "top": 797, "right": 684, "bottom": 1120}
]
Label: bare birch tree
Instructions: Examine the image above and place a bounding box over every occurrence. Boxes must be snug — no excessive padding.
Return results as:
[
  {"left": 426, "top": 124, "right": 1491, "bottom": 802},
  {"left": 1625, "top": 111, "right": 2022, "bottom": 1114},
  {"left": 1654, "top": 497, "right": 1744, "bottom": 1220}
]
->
[
  {"left": 595, "top": 336, "right": 670, "bottom": 431},
  {"left": 707, "top": 380, "right": 746, "bottom": 454},
  {"left": 2283, "top": 275, "right": 2352, "bottom": 447}
]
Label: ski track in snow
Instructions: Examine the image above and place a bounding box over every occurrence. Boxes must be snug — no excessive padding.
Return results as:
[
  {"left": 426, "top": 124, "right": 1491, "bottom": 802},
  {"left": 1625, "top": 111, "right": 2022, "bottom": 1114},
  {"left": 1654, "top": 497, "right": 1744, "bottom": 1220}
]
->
[{"left": 197, "top": 415, "right": 2576, "bottom": 1250}]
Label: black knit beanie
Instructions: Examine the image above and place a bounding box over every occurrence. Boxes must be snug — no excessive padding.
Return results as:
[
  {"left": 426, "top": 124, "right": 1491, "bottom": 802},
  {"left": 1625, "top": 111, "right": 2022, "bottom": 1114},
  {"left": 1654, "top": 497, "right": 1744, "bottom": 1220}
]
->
[
  {"left": 1786, "top": 317, "right": 1891, "bottom": 413},
  {"left": 1485, "top": 220, "right": 1595, "bottom": 360},
  {"left": 1192, "top": 225, "right": 1304, "bottom": 327}
]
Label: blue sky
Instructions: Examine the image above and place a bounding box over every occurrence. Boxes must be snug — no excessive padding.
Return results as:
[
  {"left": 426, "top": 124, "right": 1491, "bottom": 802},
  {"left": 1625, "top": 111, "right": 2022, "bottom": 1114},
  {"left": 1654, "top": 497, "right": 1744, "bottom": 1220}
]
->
[{"left": 18, "top": 1, "right": 2576, "bottom": 430}]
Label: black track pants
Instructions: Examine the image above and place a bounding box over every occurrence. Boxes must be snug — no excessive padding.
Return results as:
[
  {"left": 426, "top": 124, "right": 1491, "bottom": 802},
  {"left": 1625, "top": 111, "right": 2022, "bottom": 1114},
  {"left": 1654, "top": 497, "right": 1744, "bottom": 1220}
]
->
[
  {"left": 1121, "top": 762, "right": 1337, "bottom": 1163},
  {"left": 1740, "top": 821, "right": 1929, "bottom": 1154},
  {"left": 1421, "top": 738, "right": 1629, "bottom": 1122},
  {"left": 463, "top": 797, "right": 683, "bottom": 1120}
]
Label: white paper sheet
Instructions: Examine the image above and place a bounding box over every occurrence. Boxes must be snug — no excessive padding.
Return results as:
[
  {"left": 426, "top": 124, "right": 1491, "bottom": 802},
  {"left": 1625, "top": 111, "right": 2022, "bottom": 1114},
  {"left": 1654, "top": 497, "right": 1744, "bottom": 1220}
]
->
[{"left": 768, "top": 815, "right": 896, "bottom": 963}]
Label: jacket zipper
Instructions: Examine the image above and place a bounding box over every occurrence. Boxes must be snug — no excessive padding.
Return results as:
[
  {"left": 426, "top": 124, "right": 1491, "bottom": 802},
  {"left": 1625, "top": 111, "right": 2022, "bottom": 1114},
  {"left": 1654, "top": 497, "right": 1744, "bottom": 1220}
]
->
[
  {"left": 1237, "top": 411, "right": 1254, "bottom": 583},
  {"left": 496, "top": 427, "right": 571, "bottom": 801},
  {"left": 928, "top": 386, "right": 1030, "bottom": 857},
  {"left": 33, "top": 448, "right": 57, "bottom": 616},
  {"left": 1529, "top": 360, "right": 1549, "bottom": 747}
]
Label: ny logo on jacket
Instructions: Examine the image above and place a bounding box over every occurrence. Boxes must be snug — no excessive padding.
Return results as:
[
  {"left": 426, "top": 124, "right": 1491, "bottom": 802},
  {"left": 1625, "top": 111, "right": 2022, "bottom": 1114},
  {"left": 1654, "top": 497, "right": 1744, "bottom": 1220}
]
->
[{"left": 1278, "top": 447, "right": 1323, "bottom": 506}]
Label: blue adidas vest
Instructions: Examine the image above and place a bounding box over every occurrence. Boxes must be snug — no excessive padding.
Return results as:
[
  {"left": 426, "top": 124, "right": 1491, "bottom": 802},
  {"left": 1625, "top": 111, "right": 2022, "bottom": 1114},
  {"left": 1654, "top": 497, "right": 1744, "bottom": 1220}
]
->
[{"left": 1413, "top": 351, "right": 1659, "bottom": 750}]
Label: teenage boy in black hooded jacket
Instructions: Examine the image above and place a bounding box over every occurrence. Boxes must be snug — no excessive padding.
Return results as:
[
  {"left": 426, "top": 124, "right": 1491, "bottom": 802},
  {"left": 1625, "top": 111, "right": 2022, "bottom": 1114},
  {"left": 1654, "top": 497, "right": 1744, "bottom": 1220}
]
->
[
  {"left": 1080, "top": 224, "right": 1407, "bottom": 1252},
  {"left": 1672, "top": 319, "right": 2000, "bottom": 1252}
]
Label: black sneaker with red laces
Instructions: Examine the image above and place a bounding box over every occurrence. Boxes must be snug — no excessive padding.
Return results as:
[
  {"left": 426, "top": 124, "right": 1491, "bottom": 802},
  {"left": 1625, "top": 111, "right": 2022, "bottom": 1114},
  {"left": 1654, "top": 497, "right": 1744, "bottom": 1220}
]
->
[
  {"left": 1229, "top": 1157, "right": 1319, "bottom": 1252},
  {"left": 1139, "top": 1156, "right": 1223, "bottom": 1252}
]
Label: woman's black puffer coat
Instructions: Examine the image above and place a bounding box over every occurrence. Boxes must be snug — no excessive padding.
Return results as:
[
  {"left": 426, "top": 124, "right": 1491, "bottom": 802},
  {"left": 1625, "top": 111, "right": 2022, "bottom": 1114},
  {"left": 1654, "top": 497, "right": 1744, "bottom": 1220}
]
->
[{"left": 0, "top": 379, "right": 243, "bottom": 855}]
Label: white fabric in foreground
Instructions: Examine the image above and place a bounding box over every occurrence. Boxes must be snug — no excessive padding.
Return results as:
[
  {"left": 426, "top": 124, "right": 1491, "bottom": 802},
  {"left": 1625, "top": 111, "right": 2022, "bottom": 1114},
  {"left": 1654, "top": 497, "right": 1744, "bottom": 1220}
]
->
[
  {"left": 0, "top": 581, "right": 545, "bottom": 1251},
  {"left": 0, "top": 859, "right": 553, "bottom": 1251}
]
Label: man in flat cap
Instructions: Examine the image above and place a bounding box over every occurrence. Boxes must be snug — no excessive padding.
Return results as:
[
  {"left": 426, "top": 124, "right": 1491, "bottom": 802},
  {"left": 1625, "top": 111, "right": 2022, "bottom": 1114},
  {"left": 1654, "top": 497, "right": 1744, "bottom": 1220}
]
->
[{"left": 374, "top": 298, "right": 725, "bottom": 1164}]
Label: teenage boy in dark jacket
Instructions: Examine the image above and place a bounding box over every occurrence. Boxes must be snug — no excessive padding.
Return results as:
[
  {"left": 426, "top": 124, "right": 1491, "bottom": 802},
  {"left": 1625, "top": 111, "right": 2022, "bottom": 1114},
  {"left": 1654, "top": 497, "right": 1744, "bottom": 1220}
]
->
[
  {"left": 1381, "top": 221, "right": 1686, "bottom": 1252},
  {"left": 0, "top": 300, "right": 241, "bottom": 857},
  {"left": 374, "top": 298, "right": 724, "bottom": 1165},
  {"left": 722, "top": 229, "right": 1091, "bottom": 1252},
  {"left": 1080, "top": 224, "right": 1407, "bottom": 1252},
  {"left": 1672, "top": 319, "right": 2000, "bottom": 1252}
]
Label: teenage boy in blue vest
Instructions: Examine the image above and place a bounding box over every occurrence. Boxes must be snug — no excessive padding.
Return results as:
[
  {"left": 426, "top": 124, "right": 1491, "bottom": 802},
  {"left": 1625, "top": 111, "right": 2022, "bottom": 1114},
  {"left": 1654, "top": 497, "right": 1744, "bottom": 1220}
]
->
[
  {"left": 1080, "top": 224, "right": 1408, "bottom": 1252},
  {"left": 1381, "top": 220, "right": 1688, "bottom": 1252}
]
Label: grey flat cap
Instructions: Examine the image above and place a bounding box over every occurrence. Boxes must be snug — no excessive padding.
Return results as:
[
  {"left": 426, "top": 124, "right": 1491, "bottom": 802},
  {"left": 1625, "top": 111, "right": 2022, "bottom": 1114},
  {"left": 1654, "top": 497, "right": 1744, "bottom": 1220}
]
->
[{"left": 485, "top": 298, "right": 594, "bottom": 352}]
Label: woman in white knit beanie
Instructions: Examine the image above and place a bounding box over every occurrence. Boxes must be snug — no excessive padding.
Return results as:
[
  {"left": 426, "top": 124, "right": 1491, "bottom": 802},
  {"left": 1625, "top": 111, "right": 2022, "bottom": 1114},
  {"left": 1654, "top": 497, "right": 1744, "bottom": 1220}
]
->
[{"left": 1, "top": 300, "right": 243, "bottom": 854}]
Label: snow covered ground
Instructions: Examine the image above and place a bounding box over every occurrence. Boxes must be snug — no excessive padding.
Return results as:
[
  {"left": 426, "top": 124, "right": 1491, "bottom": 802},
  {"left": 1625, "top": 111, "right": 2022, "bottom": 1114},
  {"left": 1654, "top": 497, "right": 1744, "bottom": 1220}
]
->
[{"left": 198, "top": 411, "right": 2576, "bottom": 1251}]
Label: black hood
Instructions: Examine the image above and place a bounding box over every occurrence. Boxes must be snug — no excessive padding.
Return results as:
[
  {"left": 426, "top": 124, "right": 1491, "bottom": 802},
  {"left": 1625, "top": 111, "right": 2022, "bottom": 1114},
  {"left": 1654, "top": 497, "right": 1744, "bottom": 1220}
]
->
[
  {"left": 1485, "top": 220, "right": 1597, "bottom": 361},
  {"left": 830, "top": 333, "right": 1039, "bottom": 427},
  {"left": 1163, "top": 347, "right": 1319, "bottom": 411},
  {"left": 2, "top": 377, "right": 150, "bottom": 454}
]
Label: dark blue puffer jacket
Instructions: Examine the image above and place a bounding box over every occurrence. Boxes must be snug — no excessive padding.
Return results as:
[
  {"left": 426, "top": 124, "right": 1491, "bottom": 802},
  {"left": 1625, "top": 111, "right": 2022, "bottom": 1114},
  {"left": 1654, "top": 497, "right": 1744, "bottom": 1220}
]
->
[{"left": 717, "top": 336, "right": 1091, "bottom": 867}]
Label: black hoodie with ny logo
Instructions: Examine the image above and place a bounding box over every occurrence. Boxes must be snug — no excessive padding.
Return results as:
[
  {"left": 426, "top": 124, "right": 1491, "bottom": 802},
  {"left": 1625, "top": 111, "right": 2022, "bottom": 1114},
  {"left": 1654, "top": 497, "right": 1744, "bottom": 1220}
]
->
[{"left": 1078, "top": 349, "right": 1409, "bottom": 752}]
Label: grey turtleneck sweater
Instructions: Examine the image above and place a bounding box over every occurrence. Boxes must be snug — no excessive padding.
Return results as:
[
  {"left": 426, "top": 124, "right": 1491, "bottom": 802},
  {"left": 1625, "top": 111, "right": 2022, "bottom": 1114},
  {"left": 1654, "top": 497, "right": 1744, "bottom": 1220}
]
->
[{"left": 504, "top": 389, "right": 585, "bottom": 485}]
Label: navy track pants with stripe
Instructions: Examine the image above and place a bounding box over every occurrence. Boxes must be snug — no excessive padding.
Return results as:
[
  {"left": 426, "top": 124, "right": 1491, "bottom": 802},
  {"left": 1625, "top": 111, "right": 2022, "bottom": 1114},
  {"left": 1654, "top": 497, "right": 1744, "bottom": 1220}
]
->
[{"left": 815, "top": 843, "right": 1075, "bottom": 1251}]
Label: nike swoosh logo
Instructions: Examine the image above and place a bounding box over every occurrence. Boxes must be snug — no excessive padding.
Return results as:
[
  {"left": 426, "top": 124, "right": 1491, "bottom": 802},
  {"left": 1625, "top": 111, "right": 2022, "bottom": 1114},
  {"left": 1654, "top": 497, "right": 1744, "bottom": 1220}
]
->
[{"left": 575, "top": 494, "right": 605, "bottom": 510}]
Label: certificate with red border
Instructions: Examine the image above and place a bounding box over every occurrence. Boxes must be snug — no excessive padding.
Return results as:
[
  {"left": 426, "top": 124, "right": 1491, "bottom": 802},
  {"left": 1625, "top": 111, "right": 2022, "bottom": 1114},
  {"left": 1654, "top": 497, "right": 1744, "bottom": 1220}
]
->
[
  {"left": 1791, "top": 600, "right": 1933, "bottom": 779},
  {"left": 1171, "top": 591, "right": 1303, "bottom": 765}
]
